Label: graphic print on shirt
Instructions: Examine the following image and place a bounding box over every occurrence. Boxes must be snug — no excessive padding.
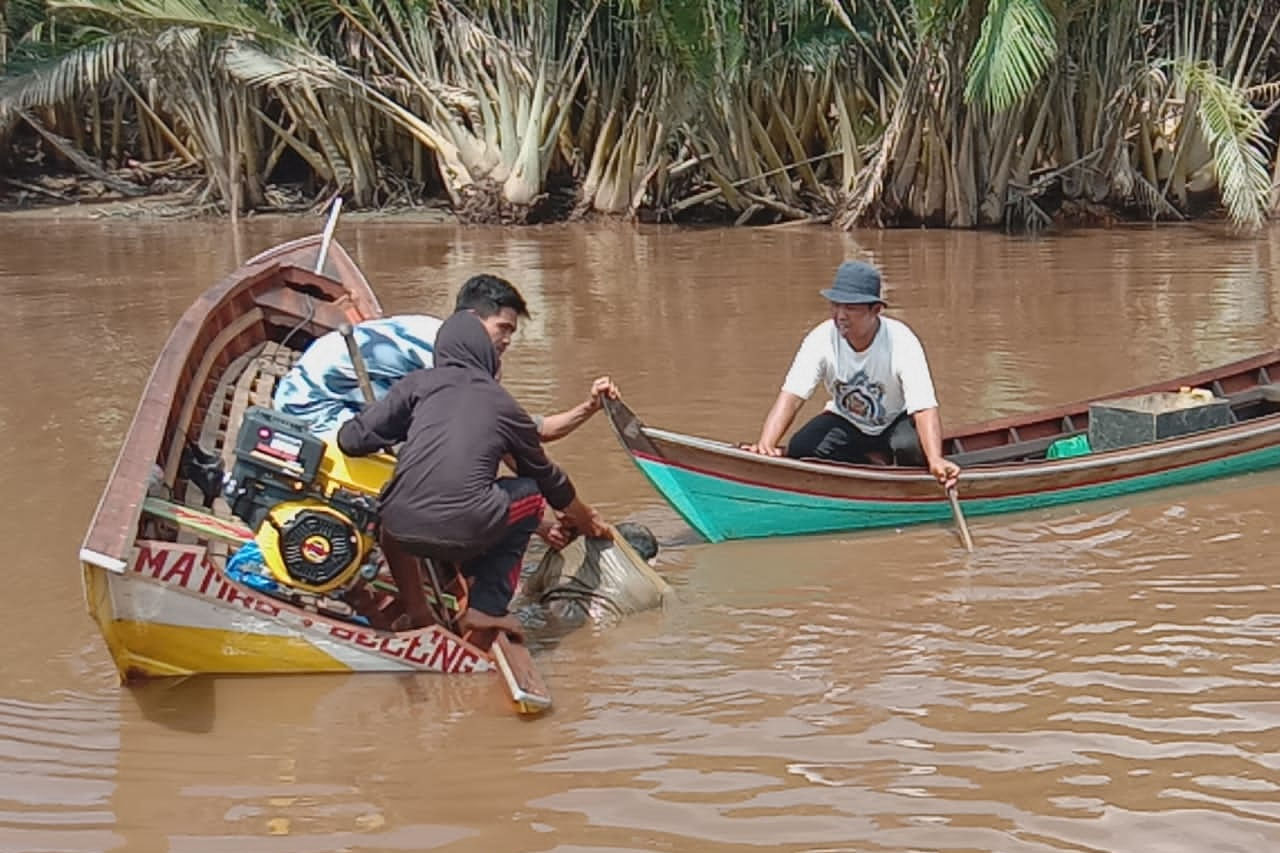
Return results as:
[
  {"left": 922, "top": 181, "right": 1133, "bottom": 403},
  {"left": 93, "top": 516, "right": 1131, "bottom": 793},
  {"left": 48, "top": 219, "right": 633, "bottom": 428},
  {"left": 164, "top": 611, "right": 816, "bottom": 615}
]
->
[
  {"left": 275, "top": 316, "right": 440, "bottom": 436},
  {"left": 834, "top": 371, "right": 887, "bottom": 428}
]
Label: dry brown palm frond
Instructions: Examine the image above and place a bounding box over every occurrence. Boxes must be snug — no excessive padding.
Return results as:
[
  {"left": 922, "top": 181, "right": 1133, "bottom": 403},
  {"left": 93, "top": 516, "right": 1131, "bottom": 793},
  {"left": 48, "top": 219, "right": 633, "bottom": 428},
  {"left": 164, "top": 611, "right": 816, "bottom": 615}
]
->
[
  {"left": 366, "top": 74, "right": 478, "bottom": 115},
  {"left": 1244, "top": 80, "right": 1280, "bottom": 103},
  {"left": 221, "top": 40, "right": 341, "bottom": 90},
  {"left": 1003, "top": 184, "right": 1052, "bottom": 233},
  {"left": 434, "top": 1, "right": 536, "bottom": 87},
  {"left": 1128, "top": 167, "right": 1184, "bottom": 219},
  {"left": 0, "top": 37, "right": 134, "bottom": 126}
]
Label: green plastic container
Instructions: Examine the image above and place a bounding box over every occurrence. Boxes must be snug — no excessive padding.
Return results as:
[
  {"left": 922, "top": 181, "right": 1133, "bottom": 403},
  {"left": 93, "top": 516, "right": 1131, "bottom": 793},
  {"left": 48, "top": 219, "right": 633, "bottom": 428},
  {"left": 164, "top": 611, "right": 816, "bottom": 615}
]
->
[{"left": 1046, "top": 434, "right": 1092, "bottom": 460}]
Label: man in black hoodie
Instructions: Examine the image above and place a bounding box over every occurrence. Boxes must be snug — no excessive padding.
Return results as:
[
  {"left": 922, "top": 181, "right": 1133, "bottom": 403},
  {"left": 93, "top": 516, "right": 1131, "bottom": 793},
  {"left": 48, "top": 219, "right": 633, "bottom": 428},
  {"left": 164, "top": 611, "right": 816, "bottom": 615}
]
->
[{"left": 337, "top": 310, "right": 613, "bottom": 636}]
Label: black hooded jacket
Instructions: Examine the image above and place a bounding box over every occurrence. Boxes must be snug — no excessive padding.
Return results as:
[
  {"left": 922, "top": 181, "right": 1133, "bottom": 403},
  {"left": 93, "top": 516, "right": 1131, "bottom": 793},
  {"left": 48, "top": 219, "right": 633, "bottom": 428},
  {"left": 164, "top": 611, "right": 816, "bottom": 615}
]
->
[{"left": 336, "top": 310, "right": 575, "bottom": 550}]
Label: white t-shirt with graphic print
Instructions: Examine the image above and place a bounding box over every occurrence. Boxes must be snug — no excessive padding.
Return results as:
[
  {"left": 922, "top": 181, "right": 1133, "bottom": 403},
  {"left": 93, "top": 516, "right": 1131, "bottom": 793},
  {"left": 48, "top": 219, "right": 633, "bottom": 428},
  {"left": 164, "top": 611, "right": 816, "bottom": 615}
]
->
[{"left": 781, "top": 317, "right": 938, "bottom": 436}]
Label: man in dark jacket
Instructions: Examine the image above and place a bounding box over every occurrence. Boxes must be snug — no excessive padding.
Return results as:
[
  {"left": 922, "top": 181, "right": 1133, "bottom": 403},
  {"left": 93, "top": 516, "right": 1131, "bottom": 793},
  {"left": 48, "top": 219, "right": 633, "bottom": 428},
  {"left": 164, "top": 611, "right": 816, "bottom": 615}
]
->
[{"left": 337, "top": 310, "right": 613, "bottom": 636}]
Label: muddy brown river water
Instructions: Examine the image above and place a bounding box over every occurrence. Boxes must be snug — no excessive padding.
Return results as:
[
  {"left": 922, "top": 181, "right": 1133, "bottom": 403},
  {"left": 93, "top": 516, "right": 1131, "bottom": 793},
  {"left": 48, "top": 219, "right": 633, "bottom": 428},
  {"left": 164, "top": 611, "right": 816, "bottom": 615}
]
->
[{"left": 1, "top": 218, "right": 1278, "bottom": 851}]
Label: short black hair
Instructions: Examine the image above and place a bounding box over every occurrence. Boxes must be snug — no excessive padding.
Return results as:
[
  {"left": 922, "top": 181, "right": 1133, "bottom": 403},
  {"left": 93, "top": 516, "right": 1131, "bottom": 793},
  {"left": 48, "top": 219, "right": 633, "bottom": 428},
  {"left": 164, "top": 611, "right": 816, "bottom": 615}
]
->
[{"left": 454, "top": 274, "right": 530, "bottom": 319}]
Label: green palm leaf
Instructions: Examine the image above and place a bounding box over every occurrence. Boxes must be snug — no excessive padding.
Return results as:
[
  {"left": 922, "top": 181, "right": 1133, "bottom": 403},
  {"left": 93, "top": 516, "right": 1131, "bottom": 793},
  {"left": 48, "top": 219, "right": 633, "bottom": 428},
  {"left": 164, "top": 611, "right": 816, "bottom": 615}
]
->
[
  {"left": 50, "top": 0, "right": 294, "bottom": 46},
  {"left": 964, "top": 0, "right": 1056, "bottom": 112},
  {"left": 1180, "top": 61, "right": 1271, "bottom": 230}
]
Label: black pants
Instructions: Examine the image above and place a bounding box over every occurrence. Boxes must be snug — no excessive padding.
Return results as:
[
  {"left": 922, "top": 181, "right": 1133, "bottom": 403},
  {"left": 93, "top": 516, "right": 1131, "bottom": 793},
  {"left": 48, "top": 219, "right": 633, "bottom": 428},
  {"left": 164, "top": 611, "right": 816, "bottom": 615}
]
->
[
  {"left": 390, "top": 477, "right": 545, "bottom": 618},
  {"left": 786, "top": 411, "right": 924, "bottom": 466},
  {"left": 464, "top": 478, "right": 544, "bottom": 616}
]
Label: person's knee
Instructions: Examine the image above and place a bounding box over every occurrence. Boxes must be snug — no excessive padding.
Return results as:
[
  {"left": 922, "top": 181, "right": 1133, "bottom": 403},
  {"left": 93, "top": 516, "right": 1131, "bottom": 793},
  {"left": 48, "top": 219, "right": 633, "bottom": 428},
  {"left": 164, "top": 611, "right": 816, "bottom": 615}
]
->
[
  {"left": 786, "top": 426, "right": 830, "bottom": 459},
  {"left": 889, "top": 427, "right": 925, "bottom": 466}
]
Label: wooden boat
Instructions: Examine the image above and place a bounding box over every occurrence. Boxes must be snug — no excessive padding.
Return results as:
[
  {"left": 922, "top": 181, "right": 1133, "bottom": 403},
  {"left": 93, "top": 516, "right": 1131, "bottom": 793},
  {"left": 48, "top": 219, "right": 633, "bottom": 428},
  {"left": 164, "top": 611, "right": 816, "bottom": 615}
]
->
[
  {"left": 78, "top": 227, "right": 545, "bottom": 708},
  {"left": 604, "top": 351, "right": 1280, "bottom": 542}
]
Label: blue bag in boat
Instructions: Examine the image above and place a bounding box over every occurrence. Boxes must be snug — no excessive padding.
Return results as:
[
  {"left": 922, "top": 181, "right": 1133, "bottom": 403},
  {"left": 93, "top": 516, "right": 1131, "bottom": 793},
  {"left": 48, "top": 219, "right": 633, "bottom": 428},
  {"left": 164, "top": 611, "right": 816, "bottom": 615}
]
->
[{"left": 224, "top": 540, "right": 280, "bottom": 594}]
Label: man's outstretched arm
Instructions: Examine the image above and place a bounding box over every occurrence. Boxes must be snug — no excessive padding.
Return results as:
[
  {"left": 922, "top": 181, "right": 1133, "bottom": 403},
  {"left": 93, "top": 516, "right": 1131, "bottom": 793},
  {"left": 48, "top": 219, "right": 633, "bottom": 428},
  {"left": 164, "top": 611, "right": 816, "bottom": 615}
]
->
[{"left": 538, "top": 376, "right": 620, "bottom": 442}]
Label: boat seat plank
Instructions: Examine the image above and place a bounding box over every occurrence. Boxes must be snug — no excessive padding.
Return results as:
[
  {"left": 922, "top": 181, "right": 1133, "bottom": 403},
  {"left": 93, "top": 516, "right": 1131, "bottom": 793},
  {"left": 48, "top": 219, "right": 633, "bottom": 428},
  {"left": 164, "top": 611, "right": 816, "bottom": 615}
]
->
[
  {"left": 142, "top": 496, "right": 253, "bottom": 545},
  {"left": 949, "top": 432, "right": 1082, "bottom": 467},
  {"left": 256, "top": 286, "right": 350, "bottom": 334},
  {"left": 1244, "top": 383, "right": 1280, "bottom": 403}
]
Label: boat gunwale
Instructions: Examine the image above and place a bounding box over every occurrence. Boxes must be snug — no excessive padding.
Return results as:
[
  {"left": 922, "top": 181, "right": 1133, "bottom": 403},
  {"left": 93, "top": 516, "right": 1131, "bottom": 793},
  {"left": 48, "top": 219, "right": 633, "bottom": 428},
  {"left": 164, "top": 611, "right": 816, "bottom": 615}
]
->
[
  {"left": 81, "top": 234, "right": 381, "bottom": 567},
  {"left": 638, "top": 412, "right": 1280, "bottom": 485},
  {"left": 943, "top": 347, "right": 1280, "bottom": 441}
]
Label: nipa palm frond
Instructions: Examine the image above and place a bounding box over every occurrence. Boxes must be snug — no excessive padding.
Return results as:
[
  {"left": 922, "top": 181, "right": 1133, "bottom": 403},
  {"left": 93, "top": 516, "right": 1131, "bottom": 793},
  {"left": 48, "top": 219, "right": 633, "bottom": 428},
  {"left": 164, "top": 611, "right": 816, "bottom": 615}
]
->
[
  {"left": 51, "top": 0, "right": 296, "bottom": 49},
  {"left": 1129, "top": 168, "right": 1183, "bottom": 220},
  {"left": 1181, "top": 61, "right": 1272, "bottom": 230},
  {"left": 0, "top": 35, "right": 132, "bottom": 125},
  {"left": 1244, "top": 80, "right": 1280, "bottom": 105},
  {"left": 964, "top": 0, "right": 1057, "bottom": 112},
  {"left": 221, "top": 40, "right": 339, "bottom": 90}
]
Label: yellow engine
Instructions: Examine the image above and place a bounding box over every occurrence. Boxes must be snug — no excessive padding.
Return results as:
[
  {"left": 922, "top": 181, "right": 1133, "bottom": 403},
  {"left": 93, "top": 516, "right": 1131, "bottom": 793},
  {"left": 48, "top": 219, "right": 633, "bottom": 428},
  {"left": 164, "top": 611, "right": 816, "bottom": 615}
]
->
[{"left": 226, "top": 406, "right": 396, "bottom": 596}]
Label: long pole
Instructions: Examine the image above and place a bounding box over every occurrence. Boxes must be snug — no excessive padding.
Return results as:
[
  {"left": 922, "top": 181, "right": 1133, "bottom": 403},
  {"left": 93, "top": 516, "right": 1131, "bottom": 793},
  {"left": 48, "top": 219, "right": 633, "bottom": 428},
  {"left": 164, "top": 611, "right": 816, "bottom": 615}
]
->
[
  {"left": 313, "top": 196, "right": 343, "bottom": 275},
  {"left": 338, "top": 321, "right": 376, "bottom": 406}
]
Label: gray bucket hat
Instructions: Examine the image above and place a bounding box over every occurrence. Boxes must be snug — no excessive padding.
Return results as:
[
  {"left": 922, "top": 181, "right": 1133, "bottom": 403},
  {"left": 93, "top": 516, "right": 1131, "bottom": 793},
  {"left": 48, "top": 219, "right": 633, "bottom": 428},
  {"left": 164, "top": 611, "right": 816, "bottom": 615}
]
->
[{"left": 820, "top": 260, "right": 886, "bottom": 306}]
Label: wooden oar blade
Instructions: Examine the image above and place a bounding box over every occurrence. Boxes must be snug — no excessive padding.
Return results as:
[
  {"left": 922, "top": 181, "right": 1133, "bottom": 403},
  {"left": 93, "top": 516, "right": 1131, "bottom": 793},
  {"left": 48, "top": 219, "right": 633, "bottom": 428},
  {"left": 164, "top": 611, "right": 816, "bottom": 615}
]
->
[{"left": 491, "top": 632, "right": 551, "bottom": 715}]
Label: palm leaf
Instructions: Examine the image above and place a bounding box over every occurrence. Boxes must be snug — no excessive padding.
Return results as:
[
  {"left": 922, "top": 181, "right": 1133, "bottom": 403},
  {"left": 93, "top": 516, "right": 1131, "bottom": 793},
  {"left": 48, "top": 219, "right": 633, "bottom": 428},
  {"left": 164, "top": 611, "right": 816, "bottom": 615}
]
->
[
  {"left": 964, "top": 0, "right": 1056, "bottom": 112},
  {"left": 1244, "top": 80, "right": 1280, "bottom": 104},
  {"left": 0, "top": 34, "right": 131, "bottom": 124},
  {"left": 1180, "top": 61, "right": 1272, "bottom": 230},
  {"left": 50, "top": 0, "right": 295, "bottom": 48},
  {"left": 221, "top": 39, "right": 340, "bottom": 89},
  {"left": 1129, "top": 168, "right": 1183, "bottom": 220}
]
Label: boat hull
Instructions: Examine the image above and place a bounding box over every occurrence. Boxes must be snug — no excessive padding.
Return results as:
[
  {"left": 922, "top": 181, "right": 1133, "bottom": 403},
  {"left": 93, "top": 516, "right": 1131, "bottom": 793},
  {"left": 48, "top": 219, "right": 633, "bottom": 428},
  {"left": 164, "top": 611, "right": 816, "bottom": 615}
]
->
[
  {"left": 633, "top": 440, "right": 1280, "bottom": 542},
  {"left": 80, "top": 233, "right": 509, "bottom": 682},
  {"left": 83, "top": 540, "right": 492, "bottom": 679}
]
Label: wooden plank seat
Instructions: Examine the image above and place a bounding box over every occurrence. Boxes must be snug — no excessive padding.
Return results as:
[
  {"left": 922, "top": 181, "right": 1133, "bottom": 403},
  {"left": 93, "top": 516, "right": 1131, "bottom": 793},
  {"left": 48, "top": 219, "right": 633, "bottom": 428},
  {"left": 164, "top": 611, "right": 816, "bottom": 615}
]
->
[
  {"left": 1224, "top": 383, "right": 1280, "bottom": 408},
  {"left": 256, "top": 285, "right": 351, "bottom": 337},
  {"left": 949, "top": 433, "right": 1080, "bottom": 468}
]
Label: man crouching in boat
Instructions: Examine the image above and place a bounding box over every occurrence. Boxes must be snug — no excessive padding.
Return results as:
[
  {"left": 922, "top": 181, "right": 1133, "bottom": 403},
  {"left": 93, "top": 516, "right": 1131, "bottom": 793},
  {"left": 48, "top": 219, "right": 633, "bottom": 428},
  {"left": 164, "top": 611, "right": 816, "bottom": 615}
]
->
[
  {"left": 336, "top": 309, "right": 613, "bottom": 636},
  {"left": 744, "top": 260, "right": 961, "bottom": 489}
]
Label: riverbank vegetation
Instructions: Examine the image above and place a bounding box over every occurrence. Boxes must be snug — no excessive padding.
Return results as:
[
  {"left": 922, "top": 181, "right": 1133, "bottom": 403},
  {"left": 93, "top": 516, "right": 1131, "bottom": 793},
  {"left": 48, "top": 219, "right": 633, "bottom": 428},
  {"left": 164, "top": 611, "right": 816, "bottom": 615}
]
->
[{"left": 2, "top": 0, "right": 1278, "bottom": 229}]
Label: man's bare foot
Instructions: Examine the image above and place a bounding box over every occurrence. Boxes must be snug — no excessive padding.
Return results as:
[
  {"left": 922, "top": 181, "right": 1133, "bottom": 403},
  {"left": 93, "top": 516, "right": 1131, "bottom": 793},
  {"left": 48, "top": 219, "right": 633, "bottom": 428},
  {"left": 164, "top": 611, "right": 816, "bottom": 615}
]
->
[{"left": 458, "top": 609, "right": 525, "bottom": 643}]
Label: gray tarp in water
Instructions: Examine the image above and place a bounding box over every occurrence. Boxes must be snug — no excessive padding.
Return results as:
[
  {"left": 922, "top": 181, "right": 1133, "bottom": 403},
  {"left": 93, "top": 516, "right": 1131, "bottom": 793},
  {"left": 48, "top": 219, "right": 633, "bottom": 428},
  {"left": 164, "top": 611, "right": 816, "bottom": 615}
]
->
[{"left": 512, "top": 535, "right": 673, "bottom": 636}]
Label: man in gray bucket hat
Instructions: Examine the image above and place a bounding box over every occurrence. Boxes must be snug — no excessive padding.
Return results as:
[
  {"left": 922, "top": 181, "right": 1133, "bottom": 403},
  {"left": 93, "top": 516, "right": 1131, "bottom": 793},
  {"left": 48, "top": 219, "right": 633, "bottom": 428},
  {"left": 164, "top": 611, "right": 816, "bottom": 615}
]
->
[{"left": 744, "top": 260, "right": 961, "bottom": 488}]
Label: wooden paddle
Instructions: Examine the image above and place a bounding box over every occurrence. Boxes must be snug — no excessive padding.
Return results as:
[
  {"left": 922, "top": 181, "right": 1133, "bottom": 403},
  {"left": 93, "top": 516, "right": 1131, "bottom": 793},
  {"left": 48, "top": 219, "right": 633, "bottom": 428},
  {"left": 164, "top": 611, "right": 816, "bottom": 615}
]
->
[
  {"left": 946, "top": 484, "right": 974, "bottom": 552},
  {"left": 491, "top": 633, "right": 552, "bottom": 715}
]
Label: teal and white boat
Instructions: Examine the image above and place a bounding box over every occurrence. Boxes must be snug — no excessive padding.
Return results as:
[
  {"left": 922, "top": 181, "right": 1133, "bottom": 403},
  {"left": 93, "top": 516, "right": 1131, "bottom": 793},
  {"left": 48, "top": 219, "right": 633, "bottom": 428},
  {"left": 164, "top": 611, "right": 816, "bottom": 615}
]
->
[{"left": 605, "top": 351, "right": 1280, "bottom": 543}]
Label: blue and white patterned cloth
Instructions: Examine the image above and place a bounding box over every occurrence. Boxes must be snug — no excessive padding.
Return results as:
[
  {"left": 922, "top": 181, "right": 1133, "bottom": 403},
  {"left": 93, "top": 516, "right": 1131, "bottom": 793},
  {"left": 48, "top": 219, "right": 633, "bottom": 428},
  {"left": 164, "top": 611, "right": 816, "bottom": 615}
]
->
[{"left": 273, "top": 314, "right": 444, "bottom": 437}]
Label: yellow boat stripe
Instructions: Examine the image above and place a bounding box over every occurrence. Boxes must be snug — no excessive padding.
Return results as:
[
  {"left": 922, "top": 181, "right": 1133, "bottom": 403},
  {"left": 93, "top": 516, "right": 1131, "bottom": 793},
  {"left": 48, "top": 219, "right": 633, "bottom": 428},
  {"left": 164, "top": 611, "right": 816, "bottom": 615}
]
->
[{"left": 109, "top": 621, "right": 349, "bottom": 677}]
